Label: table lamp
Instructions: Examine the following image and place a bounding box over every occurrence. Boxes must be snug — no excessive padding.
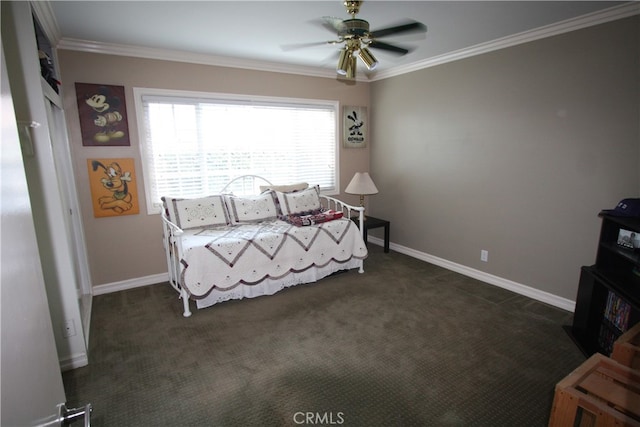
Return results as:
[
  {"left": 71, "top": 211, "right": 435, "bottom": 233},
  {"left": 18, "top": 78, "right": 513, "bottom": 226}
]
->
[{"left": 345, "top": 172, "right": 378, "bottom": 214}]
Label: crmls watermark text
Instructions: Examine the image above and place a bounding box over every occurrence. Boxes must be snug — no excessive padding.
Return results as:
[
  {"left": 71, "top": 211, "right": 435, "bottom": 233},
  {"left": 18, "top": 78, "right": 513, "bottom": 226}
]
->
[{"left": 293, "top": 411, "right": 345, "bottom": 425}]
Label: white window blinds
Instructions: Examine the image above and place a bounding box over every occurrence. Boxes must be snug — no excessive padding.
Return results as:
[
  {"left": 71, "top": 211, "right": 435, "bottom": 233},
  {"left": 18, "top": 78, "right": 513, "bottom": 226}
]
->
[{"left": 136, "top": 89, "right": 338, "bottom": 213}]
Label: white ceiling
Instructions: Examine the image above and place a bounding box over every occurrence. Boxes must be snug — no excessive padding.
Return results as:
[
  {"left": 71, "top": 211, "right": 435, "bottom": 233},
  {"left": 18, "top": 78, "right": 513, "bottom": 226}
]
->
[{"left": 48, "top": 1, "right": 635, "bottom": 80}]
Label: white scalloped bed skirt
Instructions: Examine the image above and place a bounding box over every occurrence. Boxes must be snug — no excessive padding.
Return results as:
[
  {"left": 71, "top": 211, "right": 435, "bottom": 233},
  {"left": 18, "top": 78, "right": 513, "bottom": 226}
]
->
[{"left": 195, "top": 258, "right": 362, "bottom": 310}]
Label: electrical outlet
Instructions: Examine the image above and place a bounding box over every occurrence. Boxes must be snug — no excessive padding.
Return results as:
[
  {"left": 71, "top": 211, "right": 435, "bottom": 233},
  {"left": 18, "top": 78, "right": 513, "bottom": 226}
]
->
[
  {"left": 480, "top": 250, "right": 489, "bottom": 262},
  {"left": 62, "top": 319, "right": 76, "bottom": 338}
]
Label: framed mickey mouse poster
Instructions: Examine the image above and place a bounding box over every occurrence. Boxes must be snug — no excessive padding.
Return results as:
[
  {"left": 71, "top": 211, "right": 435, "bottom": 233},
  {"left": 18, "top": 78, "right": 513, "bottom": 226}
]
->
[
  {"left": 343, "top": 106, "right": 367, "bottom": 148},
  {"left": 75, "top": 83, "right": 130, "bottom": 146}
]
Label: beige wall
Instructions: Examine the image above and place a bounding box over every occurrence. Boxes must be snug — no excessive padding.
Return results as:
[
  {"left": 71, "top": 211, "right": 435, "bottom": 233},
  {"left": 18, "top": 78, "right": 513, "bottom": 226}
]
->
[
  {"left": 58, "top": 51, "right": 370, "bottom": 287},
  {"left": 370, "top": 16, "right": 640, "bottom": 301}
]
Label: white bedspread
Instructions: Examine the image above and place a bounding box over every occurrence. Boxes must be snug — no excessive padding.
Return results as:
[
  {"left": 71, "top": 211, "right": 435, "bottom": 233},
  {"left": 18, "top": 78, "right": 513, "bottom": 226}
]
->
[{"left": 179, "top": 218, "right": 368, "bottom": 300}]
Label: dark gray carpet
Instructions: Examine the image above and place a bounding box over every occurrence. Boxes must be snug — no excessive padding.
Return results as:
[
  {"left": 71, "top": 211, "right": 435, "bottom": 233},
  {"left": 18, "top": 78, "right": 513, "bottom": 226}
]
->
[{"left": 63, "top": 245, "right": 585, "bottom": 426}]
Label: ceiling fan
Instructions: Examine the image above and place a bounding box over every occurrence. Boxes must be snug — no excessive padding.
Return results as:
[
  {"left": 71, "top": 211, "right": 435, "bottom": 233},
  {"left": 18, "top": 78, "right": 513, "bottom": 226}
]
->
[{"left": 288, "top": 0, "right": 427, "bottom": 79}]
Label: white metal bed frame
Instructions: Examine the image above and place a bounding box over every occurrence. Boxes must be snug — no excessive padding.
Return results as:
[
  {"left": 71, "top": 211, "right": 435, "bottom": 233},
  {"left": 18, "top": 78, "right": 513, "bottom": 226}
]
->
[{"left": 161, "top": 175, "right": 365, "bottom": 317}]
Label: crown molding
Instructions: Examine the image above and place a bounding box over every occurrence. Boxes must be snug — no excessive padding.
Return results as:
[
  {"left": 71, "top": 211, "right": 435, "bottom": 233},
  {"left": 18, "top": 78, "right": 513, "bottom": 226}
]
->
[
  {"left": 371, "top": 2, "right": 640, "bottom": 81},
  {"left": 55, "top": 2, "right": 638, "bottom": 83},
  {"left": 56, "top": 38, "right": 371, "bottom": 81}
]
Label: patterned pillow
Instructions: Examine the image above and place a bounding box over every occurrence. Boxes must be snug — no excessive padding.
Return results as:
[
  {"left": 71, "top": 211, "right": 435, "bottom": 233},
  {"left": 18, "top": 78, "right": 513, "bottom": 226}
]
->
[
  {"left": 259, "top": 182, "right": 309, "bottom": 193},
  {"left": 277, "top": 185, "right": 321, "bottom": 215},
  {"left": 162, "top": 195, "right": 230, "bottom": 229},
  {"left": 226, "top": 190, "right": 279, "bottom": 223}
]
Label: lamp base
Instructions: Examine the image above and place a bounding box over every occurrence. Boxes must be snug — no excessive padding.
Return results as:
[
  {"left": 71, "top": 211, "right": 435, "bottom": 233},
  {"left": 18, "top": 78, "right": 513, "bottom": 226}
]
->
[{"left": 358, "top": 195, "right": 368, "bottom": 221}]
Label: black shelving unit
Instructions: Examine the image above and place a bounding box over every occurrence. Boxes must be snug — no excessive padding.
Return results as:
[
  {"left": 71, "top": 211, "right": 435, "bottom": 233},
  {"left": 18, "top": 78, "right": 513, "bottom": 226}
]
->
[{"left": 569, "top": 214, "right": 640, "bottom": 356}]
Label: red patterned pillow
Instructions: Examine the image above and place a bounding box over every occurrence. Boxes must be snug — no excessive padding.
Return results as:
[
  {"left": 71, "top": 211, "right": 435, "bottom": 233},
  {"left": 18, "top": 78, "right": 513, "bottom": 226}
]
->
[{"left": 281, "top": 209, "right": 344, "bottom": 227}]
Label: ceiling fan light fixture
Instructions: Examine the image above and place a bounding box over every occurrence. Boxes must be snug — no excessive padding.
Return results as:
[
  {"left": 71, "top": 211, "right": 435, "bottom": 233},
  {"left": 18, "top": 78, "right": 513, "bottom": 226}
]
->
[
  {"left": 320, "top": 2, "right": 426, "bottom": 79},
  {"left": 336, "top": 48, "right": 350, "bottom": 75},
  {"left": 358, "top": 47, "right": 378, "bottom": 70},
  {"left": 346, "top": 55, "right": 356, "bottom": 79}
]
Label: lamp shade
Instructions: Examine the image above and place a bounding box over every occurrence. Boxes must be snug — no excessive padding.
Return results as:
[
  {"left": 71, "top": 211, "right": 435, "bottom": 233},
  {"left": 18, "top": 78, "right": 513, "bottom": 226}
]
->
[{"left": 345, "top": 172, "right": 378, "bottom": 195}]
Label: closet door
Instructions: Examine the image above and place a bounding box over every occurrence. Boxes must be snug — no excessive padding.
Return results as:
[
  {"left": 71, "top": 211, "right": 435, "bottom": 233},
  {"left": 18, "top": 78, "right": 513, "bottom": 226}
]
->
[{"left": 44, "top": 95, "right": 93, "bottom": 340}]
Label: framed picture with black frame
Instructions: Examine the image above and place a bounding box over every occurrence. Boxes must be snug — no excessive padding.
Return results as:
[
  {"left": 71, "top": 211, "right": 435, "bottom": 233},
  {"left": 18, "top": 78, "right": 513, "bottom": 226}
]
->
[
  {"left": 617, "top": 228, "right": 638, "bottom": 250},
  {"left": 343, "top": 106, "right": 367, "bottom": 148}
]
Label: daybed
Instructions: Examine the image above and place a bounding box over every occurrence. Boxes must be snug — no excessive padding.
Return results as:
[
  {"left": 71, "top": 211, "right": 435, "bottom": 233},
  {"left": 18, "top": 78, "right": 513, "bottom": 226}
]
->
[{"left": 161, "top": 177, "right": 368, "bottom": 316}]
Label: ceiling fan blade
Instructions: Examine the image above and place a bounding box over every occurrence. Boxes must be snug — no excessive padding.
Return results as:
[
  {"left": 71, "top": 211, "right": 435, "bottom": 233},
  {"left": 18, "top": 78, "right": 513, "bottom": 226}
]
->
[
  {"left": 368, "top": 40, "right": 410, "bottom": 55},
  {"left": 321, "top": 16, "right": 347, "bottom": 34},
  {"left": 369, "top": 20, "right": 426, "bottom": 39},
  {"left": 281, "top": 41, "right": 338, "bottom": 52}
]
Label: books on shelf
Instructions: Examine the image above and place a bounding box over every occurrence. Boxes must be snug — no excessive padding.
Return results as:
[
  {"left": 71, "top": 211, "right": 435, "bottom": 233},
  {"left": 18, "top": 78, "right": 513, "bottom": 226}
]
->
[
  {"left": 604, "top": 290, "right": 632, "bottom": 332},
  {"left": 598, "top": 291, "right": 632, "bottom": 355},
  {"left": 598, "top": 324, "right": 618, "bottom": 355}
]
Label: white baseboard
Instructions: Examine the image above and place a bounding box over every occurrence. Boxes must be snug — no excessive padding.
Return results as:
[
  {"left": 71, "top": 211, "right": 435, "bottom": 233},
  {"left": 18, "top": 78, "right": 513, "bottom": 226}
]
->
[
  {"left": 367, "top": 236, "right": 576, "bottom": 313},
  {"left": 60, "top": 352, "right": 89, "bottom": 372},
  {"left": 93, "top": 243, "right": 576, "bottom": 313},
  {"left": 93, "top": 272, "right": 168, "bottom": 296}
]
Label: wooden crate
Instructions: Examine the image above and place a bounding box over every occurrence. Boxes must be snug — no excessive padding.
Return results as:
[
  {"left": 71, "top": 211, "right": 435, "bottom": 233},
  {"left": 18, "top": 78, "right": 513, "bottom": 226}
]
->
[
  {"left": 612, "top": 323, "right": 640, "bottom": 369},
  {"left": 548, "top": 353, "right": 640, "bottom": 427}
]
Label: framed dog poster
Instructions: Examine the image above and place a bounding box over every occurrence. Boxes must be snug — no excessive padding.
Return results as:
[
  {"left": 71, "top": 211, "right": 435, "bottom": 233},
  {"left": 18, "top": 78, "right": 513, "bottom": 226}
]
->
[
  {"left": 343, "top": 106, "right": 367, "bottom": 148},
  {"left": 87, "top": 158, "right": 139, "bottom": 217},
  {"left": 76, "top": 83, "right": 130, "bottom": 146}
]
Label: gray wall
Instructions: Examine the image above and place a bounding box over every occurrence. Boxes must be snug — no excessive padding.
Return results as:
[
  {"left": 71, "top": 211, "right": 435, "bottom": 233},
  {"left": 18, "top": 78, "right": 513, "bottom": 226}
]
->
[{"left": 370, "top": 16, "right": 639, "bottom": 301}]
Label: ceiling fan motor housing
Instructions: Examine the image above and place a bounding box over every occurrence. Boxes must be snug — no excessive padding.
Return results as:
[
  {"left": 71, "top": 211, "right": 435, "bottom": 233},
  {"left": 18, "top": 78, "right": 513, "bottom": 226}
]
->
[
  {"left": 340, "top": 19, "right": 370, "bottom": 38},
  {"left": 343, "top": 0, "right": 362, "bottom": 16}
]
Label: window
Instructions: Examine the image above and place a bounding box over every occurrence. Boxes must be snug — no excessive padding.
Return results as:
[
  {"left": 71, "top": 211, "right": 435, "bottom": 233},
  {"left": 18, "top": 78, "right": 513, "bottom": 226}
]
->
[{"left": 134, "top": 88, "right": 339, "bottom": 214}]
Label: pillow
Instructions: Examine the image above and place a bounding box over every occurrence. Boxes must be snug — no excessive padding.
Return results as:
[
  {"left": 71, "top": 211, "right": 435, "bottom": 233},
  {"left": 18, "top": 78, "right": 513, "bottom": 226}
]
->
[
  {"left": 259, "top": 182, "right": 309, "bottom": 193},
  {"left": 280, "top": 209, "right": 344, "bottom": 227},
  {"left": 277, "top": 185, "right": 321, "bottom": 216},
  {"left": 226, "top": 190, "right": 279, "bottom": 223},
  {"left": 162, "top": 195, "right": 230, "bottom": 229}
]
